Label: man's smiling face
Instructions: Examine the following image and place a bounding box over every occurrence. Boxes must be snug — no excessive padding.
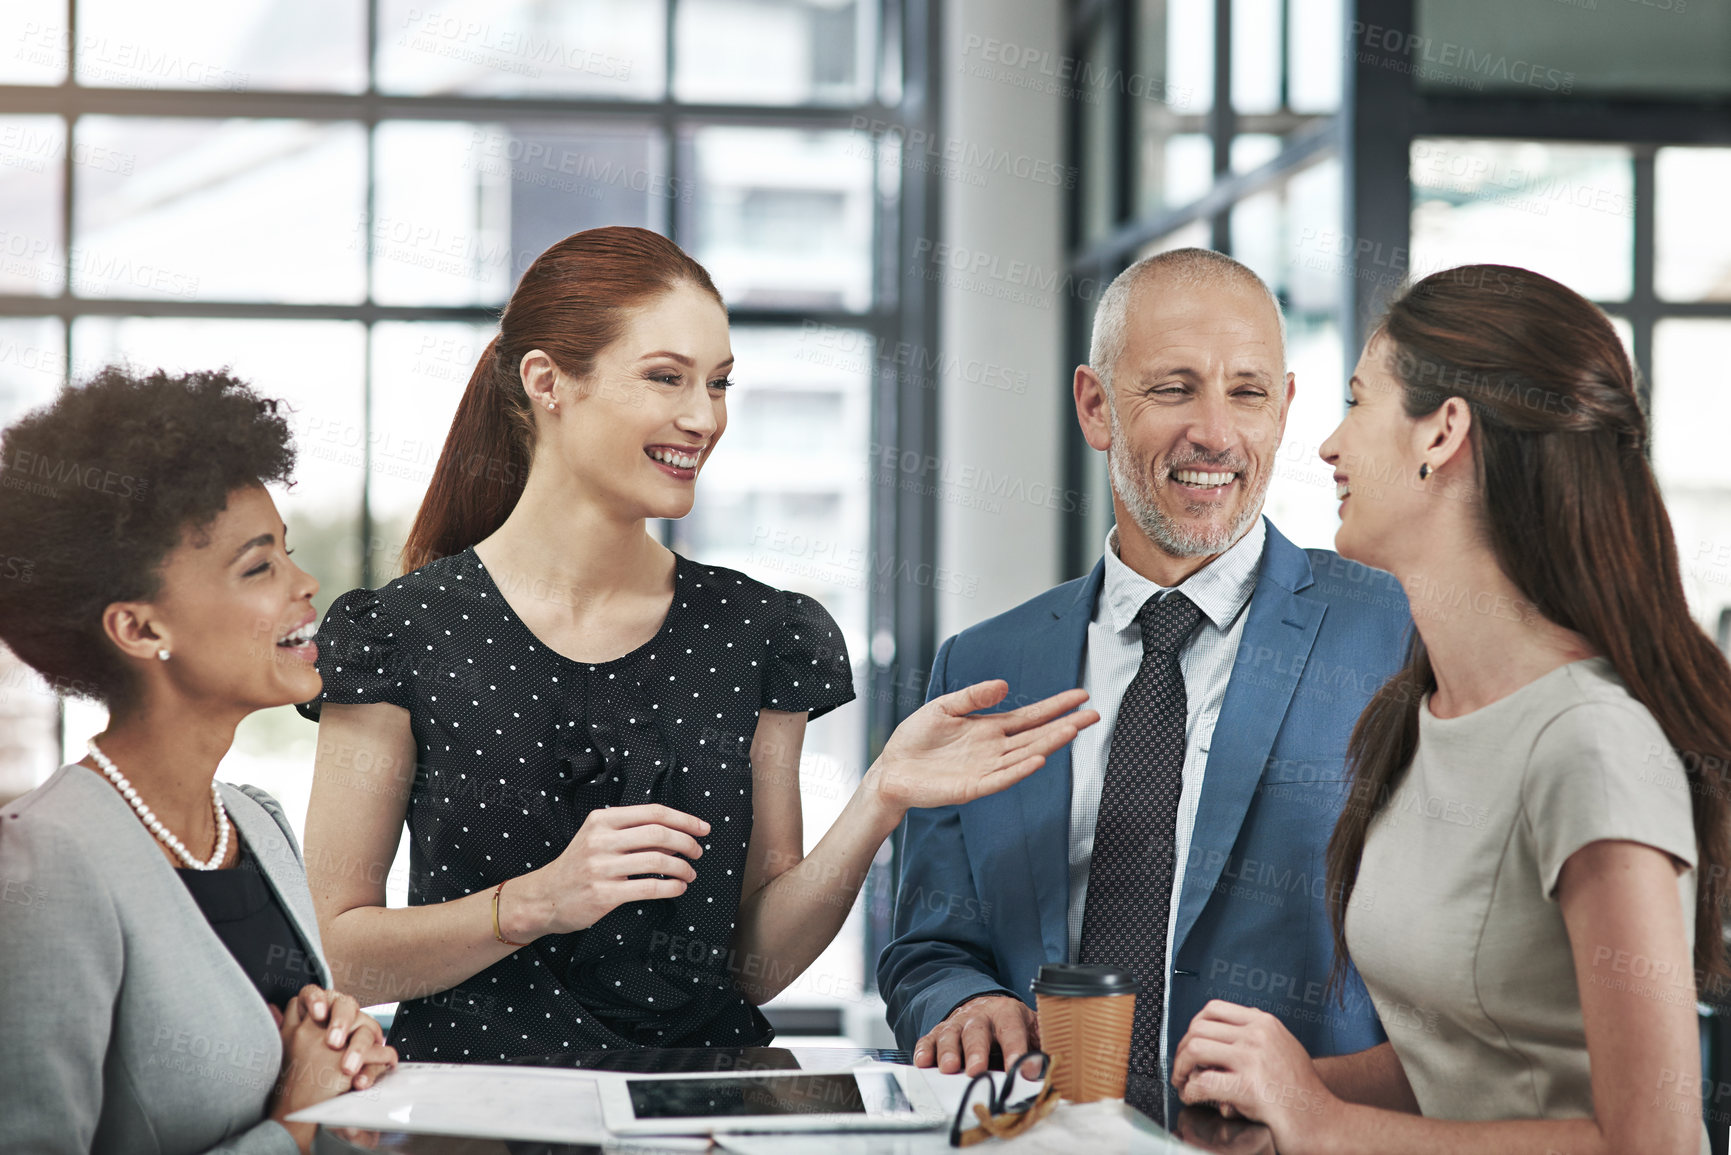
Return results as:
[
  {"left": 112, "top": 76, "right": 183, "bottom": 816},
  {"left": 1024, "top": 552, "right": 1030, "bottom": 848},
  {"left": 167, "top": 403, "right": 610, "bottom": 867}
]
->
[{"left": 1103, "top": 274, "right": 1293, "bottom": 560}]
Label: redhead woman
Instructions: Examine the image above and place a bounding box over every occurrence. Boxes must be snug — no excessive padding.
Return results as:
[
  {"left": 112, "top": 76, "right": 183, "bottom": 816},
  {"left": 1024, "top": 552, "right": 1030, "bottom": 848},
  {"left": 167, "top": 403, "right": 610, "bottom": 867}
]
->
[
  {"left": 1169, "top": 266, "right": 1731, "bottom": 1155},
  {"left": 297, "top": 225, "right": 1098, "bottom": 1060},
  {"left": 0, "top": 368, "right": 397, "bottom": 1154}
]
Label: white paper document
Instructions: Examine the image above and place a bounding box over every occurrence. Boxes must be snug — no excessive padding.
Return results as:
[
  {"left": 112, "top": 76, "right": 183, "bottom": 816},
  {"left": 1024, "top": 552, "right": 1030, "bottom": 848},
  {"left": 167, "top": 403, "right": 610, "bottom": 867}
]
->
[{"left": 287, "top": 1062, "right": 701, "bottom": 1148}]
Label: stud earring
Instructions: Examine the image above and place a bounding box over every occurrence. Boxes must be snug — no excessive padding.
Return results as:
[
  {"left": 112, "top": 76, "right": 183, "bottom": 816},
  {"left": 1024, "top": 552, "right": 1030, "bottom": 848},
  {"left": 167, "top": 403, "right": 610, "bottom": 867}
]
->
[
  {"left": 157, "top": 648, "right": 171, "bottom": 662},
  {"left": 1417, "top": 463, "right": 1431, "bottom": 481},
  {"left": 546, "top": 400, "right": 556, "bottom": 411}
]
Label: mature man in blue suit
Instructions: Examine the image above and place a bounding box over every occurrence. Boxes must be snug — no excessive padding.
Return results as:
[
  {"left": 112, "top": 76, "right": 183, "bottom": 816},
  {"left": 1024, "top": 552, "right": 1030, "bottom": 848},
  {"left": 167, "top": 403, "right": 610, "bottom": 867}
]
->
[{"left": 878, "top": 249, "right": 1413, "bottom": 1124}]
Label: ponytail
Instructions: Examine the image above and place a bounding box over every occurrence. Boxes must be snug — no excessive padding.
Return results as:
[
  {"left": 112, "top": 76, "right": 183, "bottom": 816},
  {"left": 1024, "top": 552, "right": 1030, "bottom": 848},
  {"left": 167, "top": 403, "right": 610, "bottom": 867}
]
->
[
  {"left": 396, "top": 226, "right": 724, "bottom": 575},
  {"left": 399, "top": 335, "right": 531, "bottom": 574}
]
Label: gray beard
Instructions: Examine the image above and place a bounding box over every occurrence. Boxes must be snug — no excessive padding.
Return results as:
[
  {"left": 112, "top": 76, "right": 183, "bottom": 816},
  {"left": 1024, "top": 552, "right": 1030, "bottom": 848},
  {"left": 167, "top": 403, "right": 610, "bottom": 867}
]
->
[{"left": 1106, "top": 399, "right": 1265, "bottom": 558}]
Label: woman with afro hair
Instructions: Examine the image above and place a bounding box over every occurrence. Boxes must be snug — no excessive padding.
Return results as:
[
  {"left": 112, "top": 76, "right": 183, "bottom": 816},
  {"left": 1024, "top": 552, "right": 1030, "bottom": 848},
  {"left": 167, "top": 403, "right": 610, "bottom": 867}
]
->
[{"left": 0, "top": 366, "right": 396, "bottom": 1154}]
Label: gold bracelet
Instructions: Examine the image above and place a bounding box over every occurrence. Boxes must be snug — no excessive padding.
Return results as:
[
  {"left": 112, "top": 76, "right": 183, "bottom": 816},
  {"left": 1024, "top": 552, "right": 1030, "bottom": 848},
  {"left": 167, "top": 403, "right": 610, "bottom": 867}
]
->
[{"left": 492, "top": 879, "right": 531, "bottom": 947}]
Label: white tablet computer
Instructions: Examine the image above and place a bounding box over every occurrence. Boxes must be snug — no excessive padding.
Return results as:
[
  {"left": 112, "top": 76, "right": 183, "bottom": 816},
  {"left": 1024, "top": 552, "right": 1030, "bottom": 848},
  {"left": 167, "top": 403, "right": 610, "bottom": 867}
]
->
[{"left": 595, "top": 1064, "right": 948, "bottom": 1135}]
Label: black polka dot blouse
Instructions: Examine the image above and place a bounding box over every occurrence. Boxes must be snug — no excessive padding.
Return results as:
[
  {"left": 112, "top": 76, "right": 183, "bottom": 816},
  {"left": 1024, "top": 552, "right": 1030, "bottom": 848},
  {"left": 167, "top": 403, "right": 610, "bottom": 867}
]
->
[{"left": 297, "top": 548, "right": 855, "bottom": 1061}]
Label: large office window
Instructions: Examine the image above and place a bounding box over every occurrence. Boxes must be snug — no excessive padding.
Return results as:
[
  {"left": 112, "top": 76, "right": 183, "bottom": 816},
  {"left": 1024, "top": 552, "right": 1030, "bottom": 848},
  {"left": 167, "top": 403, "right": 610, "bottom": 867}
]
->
[
  {"left": 1061, "top": 0, "right": 1731, "bottom": 655},
  {"left": 1402, "top": 0, "right": 1731, "bottom": 648},
  {"left": 0, "top": 0, "right": 939, "bottom": 1025},
  {"left": 1410, "top": 137, "right": 1731, "bottom": 647}
]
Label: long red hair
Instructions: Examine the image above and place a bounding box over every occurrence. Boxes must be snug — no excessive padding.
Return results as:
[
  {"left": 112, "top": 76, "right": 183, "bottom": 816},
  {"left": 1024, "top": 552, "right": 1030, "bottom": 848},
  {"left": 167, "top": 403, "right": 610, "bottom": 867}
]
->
[{"left": 399, "top": 226, "right": 724, "bottom": 573}]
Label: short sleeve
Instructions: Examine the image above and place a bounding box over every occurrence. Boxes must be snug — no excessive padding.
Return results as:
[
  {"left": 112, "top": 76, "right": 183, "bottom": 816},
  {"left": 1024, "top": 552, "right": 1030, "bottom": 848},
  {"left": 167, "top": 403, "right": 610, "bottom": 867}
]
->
[
  {"left": 294, "top": 587, "right": 415, "bottom": 722},
  {"left": 761, "top": 591, "right": 856, "bottom": 722},
  {"left": 1523, "top": 702, "right": 1698, "bottom": 900}
]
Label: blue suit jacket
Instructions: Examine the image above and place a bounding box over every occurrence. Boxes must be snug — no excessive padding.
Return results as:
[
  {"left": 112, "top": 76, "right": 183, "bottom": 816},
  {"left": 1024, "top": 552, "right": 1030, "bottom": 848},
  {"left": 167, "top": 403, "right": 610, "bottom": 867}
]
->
[{"left": 878, "top": 519, "right": 1412, "bottom": 1106}]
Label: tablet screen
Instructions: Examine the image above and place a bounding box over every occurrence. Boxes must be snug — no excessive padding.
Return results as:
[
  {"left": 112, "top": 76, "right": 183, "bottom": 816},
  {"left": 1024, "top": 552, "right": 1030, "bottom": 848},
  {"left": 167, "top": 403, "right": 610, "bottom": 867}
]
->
[{"left": 626, "top": 1072, "right": 913, "bottom": 1119}]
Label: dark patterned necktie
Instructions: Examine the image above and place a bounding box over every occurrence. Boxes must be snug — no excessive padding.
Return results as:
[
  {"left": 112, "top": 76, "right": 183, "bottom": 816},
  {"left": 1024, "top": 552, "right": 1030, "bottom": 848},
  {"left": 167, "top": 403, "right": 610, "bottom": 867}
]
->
[{"left": 1078, "top": 590, "right": 1204, "bottom": 1124}]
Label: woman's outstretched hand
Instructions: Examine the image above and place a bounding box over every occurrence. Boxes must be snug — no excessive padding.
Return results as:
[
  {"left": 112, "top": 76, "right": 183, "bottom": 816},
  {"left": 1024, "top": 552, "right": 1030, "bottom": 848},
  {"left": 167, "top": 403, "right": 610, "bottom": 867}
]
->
[{"left": 866, "top": 680, "right": 1099, "bottom": 812}]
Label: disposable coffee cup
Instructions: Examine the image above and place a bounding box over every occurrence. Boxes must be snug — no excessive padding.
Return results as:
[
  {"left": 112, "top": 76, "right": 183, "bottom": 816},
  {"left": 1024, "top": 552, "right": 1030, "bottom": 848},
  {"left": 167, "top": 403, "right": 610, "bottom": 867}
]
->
[{"left": 1031, "top": 963, "right": 1139, "bottom": 1103}]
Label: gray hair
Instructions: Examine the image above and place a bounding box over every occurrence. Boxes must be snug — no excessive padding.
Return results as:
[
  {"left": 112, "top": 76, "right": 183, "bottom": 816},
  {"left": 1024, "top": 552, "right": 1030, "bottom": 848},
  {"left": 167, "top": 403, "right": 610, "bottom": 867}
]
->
[{"left": 1088, "top": 248, "right": 1287, "bottom": 392}]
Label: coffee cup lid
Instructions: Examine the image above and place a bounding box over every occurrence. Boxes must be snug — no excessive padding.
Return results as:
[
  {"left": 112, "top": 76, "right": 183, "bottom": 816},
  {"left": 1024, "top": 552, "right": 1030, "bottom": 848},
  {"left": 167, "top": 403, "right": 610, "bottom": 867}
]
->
[{"left": 1030, "top": 963, "right": 1140, "bottom": 997}]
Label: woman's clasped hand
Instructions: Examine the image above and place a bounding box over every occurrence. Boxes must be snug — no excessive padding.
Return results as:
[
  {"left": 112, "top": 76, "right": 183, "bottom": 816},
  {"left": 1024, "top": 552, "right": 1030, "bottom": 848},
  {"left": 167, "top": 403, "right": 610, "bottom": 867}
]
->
[{"left": 266, "top": 985, "right": 398, "bottom": 1142}]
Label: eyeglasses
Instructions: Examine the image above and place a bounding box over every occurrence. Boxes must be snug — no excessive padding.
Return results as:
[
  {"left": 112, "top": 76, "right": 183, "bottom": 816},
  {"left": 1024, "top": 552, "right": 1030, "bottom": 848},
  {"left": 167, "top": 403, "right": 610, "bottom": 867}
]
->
[{"left": 948, "top": 1051, "right": 1060, "bottom": 1147}]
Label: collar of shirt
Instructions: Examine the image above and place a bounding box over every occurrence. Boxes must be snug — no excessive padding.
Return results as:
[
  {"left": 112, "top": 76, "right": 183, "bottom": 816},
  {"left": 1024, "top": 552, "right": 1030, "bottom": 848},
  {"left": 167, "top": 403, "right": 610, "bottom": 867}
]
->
[{"left": 1099, "top": 515, "right": 1267, "bottom": 636}]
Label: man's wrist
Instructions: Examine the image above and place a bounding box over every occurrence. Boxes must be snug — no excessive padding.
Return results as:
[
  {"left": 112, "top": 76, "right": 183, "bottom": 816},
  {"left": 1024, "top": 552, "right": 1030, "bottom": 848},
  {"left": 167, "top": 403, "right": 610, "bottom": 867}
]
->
[{"left": 946, "top": 989, "right": 1023, "bottom": 1020}]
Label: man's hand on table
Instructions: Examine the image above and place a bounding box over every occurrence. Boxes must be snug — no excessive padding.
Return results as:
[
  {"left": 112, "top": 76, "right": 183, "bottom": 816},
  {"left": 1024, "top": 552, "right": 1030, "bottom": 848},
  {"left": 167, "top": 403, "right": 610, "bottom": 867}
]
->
[{"left": 912, "top": 994, "right": 1042, "bottom": 1077}]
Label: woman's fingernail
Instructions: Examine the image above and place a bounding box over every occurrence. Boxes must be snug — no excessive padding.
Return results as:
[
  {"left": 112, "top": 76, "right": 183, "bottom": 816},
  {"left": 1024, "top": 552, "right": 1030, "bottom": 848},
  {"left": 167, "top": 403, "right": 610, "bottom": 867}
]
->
[
  {"left": 344, "top": 1053, "right": 361, "bottom": 1074},
  {"left": 313, "top": 1002, "right": 327, "bottom": 1019},
  {"left": 330, "top": 1028, "right": 345, "bottom": 1047},
  {"left": 357, "top": 1075, "right": 371, "bottom": 1089}
]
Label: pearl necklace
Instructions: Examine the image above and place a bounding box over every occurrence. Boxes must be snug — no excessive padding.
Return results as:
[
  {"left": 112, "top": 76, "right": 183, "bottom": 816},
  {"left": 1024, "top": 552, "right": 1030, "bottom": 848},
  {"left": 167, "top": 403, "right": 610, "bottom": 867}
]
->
[{"left": 87, "top": 739, "right": 229, "bottom": 871}]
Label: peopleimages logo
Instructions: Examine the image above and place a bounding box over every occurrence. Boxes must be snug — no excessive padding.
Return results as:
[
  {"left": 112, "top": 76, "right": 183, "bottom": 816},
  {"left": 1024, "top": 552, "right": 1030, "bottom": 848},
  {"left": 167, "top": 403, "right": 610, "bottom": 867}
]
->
[
  {"left": 909, "top": 238, "right": 1109, "bottom": 309},
  {"left": 0, "top": 121, "right": 133, "bottom": 175},
  {"left": 957, "top": 34, "right": 1199, "bottom": 109},
  {"left": 1349, "top": 21, "right": 1575, "bottom": 93},
  {"left": 396, "top": 8, "right": 633, "bottom": 82},
  {"left": 848, "top": 117, "right": 1076, "bottom": 190},
  {"left": 17, "top": 22, "right": 249, "bottom": 90},
  {"left": 466, "top": 130, "right": 694, "bottom": 203},
  {"left": 0, "top": 448, "right": 149, "bottom": 501}
]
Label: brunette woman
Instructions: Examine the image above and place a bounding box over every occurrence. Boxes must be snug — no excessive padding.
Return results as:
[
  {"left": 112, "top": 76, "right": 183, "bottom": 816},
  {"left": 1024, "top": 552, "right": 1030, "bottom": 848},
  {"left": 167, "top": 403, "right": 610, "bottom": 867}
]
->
[
  {"left": 1169, "top": 265, "right": 1729, "bottom": 1155},
  {"left": 298, "top": 225, "right": 1097, "bottom": 1061},
  {"left": 0, "top": 368, "right": 396, "bottom": 1154}
]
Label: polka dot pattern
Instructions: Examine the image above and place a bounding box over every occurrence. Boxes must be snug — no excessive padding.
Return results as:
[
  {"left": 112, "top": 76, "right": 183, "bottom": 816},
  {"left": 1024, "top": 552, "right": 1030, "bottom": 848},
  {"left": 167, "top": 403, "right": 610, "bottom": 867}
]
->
[
  {"left": 298, "top": 548, "right": 855, "bottom": 1060},
  {"left": 1076, "top": 591, "right": 1202, "bottom": 1125}
]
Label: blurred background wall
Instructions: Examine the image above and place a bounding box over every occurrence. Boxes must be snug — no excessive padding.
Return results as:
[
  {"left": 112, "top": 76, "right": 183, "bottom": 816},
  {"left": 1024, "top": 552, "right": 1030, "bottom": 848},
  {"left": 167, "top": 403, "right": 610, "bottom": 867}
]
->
[{"left": 2, "top": 0, "right": 1730, "bottom": 1045}]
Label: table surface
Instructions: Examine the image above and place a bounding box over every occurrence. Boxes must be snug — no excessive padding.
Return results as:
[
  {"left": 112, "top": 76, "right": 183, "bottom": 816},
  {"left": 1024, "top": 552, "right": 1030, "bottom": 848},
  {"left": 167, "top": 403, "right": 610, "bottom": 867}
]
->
[{"left": 309, "top": 1047, "right": 1274, "bottom": 1155}]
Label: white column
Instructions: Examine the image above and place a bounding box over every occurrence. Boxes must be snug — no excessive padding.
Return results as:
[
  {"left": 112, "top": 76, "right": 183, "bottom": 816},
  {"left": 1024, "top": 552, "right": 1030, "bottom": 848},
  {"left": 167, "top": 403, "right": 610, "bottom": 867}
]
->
[{"left": 934, "top": 0, "right": 1070, "bottom": 640}]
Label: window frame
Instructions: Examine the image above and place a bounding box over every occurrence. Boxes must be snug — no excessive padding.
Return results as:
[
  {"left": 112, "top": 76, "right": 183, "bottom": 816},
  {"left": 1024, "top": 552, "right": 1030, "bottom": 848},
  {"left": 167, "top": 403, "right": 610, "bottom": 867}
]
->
[
  {"left": 1058, "top": 0, "right": 1731, "bottom": 578},
  {"left": 0, "top": 0, "right": 947, "bottom": 1003}
]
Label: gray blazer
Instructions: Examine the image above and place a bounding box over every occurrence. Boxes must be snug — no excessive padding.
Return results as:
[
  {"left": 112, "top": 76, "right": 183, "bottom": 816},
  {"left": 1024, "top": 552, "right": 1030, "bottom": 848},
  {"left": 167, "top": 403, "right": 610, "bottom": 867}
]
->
[{"left": 0, "top": 763, "right": 332, "bottom": 1154}]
